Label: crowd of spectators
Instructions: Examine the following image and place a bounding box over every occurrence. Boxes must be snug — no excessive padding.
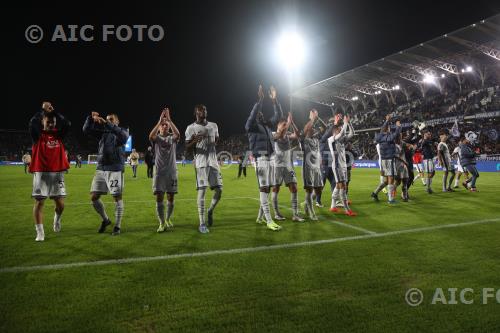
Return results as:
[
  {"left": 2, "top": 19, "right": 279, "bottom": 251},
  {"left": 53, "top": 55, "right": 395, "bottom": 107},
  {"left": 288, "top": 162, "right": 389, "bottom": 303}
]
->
[{"left": 2, "top": 79, "right": 499, "bottom": 163}]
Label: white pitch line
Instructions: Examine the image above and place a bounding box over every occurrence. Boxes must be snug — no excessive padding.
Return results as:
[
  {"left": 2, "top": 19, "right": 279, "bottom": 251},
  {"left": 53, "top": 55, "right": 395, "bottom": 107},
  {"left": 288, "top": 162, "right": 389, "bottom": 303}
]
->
[
  {"left": 324, "top": 220, "right": 377, "bottom": 235},
  {"left": 1, "top": 217, "right": 499, "bottom": 274}
]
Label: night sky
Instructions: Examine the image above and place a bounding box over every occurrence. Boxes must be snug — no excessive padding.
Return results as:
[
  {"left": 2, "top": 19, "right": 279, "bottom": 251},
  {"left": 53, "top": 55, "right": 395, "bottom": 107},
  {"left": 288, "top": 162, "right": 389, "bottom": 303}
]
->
[{"left": 4, "top": 1, "right": 500, "bottom": 149}]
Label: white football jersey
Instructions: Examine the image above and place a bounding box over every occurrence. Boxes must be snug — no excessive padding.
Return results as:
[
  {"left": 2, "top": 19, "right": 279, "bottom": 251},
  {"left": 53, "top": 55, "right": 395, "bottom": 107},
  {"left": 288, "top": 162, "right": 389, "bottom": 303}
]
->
[{"left": 185, "top": 121, "right": 219, "bottom": 168}]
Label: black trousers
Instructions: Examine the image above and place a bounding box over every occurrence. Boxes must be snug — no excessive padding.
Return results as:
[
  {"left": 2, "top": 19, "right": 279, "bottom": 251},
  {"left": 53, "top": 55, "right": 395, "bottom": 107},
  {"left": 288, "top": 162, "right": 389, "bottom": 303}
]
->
[
  {"left": 146, "top": 164, "right": 154, "bottom": 178},
  {"left": 238, "top": 165, "right": 246, "bottom": 178}
]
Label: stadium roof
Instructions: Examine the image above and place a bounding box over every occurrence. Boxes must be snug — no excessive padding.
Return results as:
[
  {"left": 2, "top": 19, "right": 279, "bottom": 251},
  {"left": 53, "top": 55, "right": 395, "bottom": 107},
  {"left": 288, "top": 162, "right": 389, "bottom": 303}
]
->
[{"left": 292, "top": 13, "right": 500, "bottom": 109}]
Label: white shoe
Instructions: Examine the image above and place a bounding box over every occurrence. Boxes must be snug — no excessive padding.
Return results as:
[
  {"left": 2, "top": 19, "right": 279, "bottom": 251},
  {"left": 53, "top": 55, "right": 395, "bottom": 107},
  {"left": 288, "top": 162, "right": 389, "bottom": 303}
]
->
[
  {"left": 35, "top": 233, "right": 45, "bottom": 242},
  {"left": 315, "top": 202, "right": 324, "bottom": 208},
  {"left": 53, "top": 221, "right": 61, "bottom": 232},
  {"left": 274, "top": 215, "right": 286, "bottom": 221},
  {"left": 292, "top": 215, "right": 305, "bottom": 222}
]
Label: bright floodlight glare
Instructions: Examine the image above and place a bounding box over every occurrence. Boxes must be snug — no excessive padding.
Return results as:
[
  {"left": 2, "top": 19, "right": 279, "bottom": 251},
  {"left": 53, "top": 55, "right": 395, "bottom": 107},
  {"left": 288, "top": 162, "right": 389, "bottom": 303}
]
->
[
  {"left": 277, "top": 32, "right": 305, "bottom": 70},
  {"left": 351, "top": 96, "right": 359, "bottom": 101},
  {"left": 441, "top": 73, "right": 446, "bottom": 78},
  {"left": 423, "top": 74, "right": 436, "bottom": 84},
  {"left": 466, "top": 66, "right": 473, "bottom": 72},
  {"left": 393, "top": 85, "right": 400, "bottom": 90}
]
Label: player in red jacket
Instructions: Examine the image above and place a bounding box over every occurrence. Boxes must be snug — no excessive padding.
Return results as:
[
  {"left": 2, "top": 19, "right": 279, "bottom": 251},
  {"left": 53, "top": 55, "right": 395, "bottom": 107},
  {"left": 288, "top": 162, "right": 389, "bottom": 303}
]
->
[
  {"left": 412, "top": 149, "right": 425, "bottom": 185},
  {"left": 29, "top": 102, "right": 71, "bottom": 241}
]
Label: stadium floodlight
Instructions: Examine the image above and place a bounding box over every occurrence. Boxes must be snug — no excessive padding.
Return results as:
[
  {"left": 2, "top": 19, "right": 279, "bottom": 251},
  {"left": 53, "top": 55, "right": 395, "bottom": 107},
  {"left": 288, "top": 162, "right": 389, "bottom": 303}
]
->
[
  {"left": 276, "top": 31, "right": 305, "bottom": 70},
  {"left": 466, "top": 66, "right": 473, "bottom": 72},
  {"left": 351, "top": 96, "right": 359, "bottom": 101},
  {"left": 393, "top": 85, "right": 400, "bottom": 90},
  {"left": 441, "top": 73, "right": 446, "bottom": 78},
  {"left": 423, "top": 74, "right": 436, "bottom": 84}
]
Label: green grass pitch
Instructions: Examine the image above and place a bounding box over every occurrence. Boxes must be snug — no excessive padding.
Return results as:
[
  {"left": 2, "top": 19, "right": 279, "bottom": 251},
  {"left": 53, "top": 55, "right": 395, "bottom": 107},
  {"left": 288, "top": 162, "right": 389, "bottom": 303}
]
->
[{"left": 0, "top": 164, "right": 499, "bottom": 332}]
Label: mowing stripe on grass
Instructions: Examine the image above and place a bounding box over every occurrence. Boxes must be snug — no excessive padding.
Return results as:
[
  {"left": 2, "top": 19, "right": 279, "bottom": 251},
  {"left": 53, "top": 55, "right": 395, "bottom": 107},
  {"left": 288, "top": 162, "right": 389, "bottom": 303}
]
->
[
  {"left": 1, "top": 217, "right": 499, "bottom": 274},
  {"left": 7, "top": 196, "right": 256, "bottom": 207}
]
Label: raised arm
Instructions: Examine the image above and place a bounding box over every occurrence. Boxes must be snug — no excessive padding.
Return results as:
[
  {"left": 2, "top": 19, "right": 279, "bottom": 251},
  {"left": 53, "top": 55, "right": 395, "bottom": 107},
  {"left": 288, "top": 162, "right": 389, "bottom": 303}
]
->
[
  {"left": 83, "top": 112, "right": 104, "bottom": 138},
  {"left": 245, "top": 85, "right": 264, "bottom": 132},
  {"left": 105, "top": 121, "right": 129, "bottom": 145},
  {"left": 168, "top": 117, "right": 181, "bottom": 142},
  {"left": 29, "top": 111, "right": 44, "bottom": 143},
  {"left": 274, "top": 113, "right": 291, "bottom": 140},
  {"left": 269, "top": 86, "right": 284, "bottom": 127},
  {"left": 380, "top": 114, "right": 391, "bottom": 133},
  {"left": 149, "top": 110, "right": 166, "bottom": 142},
  {"left": 54, "top": 111, "right": 71, "bottom": 139},
  {"left": 333, "top": 115, "right": 349, "bottom": 141},
  {"left": 346, "top": 119, "right": 355, "bottom": 139},
  {"left": 303, "top": 110, "right": 316, "bottom": 139},
  {"left": 388, "top": 120, "right": 402, "bottom": 142}
]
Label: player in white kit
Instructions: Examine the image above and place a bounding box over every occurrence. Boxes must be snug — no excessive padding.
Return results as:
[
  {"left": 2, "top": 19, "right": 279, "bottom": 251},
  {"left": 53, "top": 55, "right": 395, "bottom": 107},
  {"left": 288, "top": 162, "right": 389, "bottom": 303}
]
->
[
  {"left": 185, "top": 104, "right": 223, "bottom": 234},
  {"left": 149, "top": 108, "right": 180, "bottom": 232},
  {"left": 272, "top": 112, "right": 304, "bottom": 222},
  {"left": 452, "top": 145, "right": 469, "bottom": 188},
  {"left": 437, "top": 129, "right": 455, "bottom": 192},
  {"left": 302, "top": 110, "right": 323, "bottom": 221},
  {"left": 327, "top": 114, "right": 357, "bottom": 216}
]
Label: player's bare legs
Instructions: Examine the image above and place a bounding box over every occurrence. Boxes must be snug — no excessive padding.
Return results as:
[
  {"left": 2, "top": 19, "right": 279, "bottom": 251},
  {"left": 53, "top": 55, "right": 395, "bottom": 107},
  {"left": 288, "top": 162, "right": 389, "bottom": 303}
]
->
[
  {"left": 271, "top": 185, "right": 285, "bottom": 220},
  {"left": 166, "top": 193, "right": 175, "bottom": 226},
  {"left": 33, "top": 198, "right": 45, "bottom": 241},
  {"left": 53, "top": 196, "right": 64, "bottom": 232}
]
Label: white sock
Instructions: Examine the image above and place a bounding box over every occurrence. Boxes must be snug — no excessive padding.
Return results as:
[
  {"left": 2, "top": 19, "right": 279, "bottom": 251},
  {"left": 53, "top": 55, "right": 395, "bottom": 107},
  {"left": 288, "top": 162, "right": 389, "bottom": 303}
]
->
[
  {"left": 114, "top": 200, "right": 124, "bottom": 228},
  {"left": 156, "top": 201, "right": 165, "bottom": 225},
  {"left": 257, "top": 205, "right": 263, "bottom": 221},
  {"left": 291, "top": 191, "right": 298, "bottom": 215},
  {"left": 387, "top": 185, "right": 394, "bottom": 201},
  {"left": 305, "top": 191, "right": 315, "bottom": 216},
  {"left": 166, "top": 200, "right": 174, "bottom": 220},
  {"left": 208, "top": 187, "right": 222, "bottom": 212},
  {"left": 35, "top": 223, "right": 44, "bottom": 235},
  {"left": 271, "top": 191, "right": 281, "bottom": 216},
  {"left": 53, "top": 212, "right": 62, "bottom": 225},
  {"left": 197, "top": 188, "right": 206, "bottom": 225},
  {"left": 340, "top": 189, "right": 350, "bottom": 211},
  {"left": 259, "top": 192, "right": 273, "bottom": 223},
  {"left": 331, "top": 188, "right": 340, "bottom": 208},
  {"left": 379, "top": 175, "right": 385, "bottom": 183},
  {"left": 305, "top": 191, "right": 312, "bottom": 212},
  {"left": 92, "top": 199, "right": 109, "bottom": 221}
]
